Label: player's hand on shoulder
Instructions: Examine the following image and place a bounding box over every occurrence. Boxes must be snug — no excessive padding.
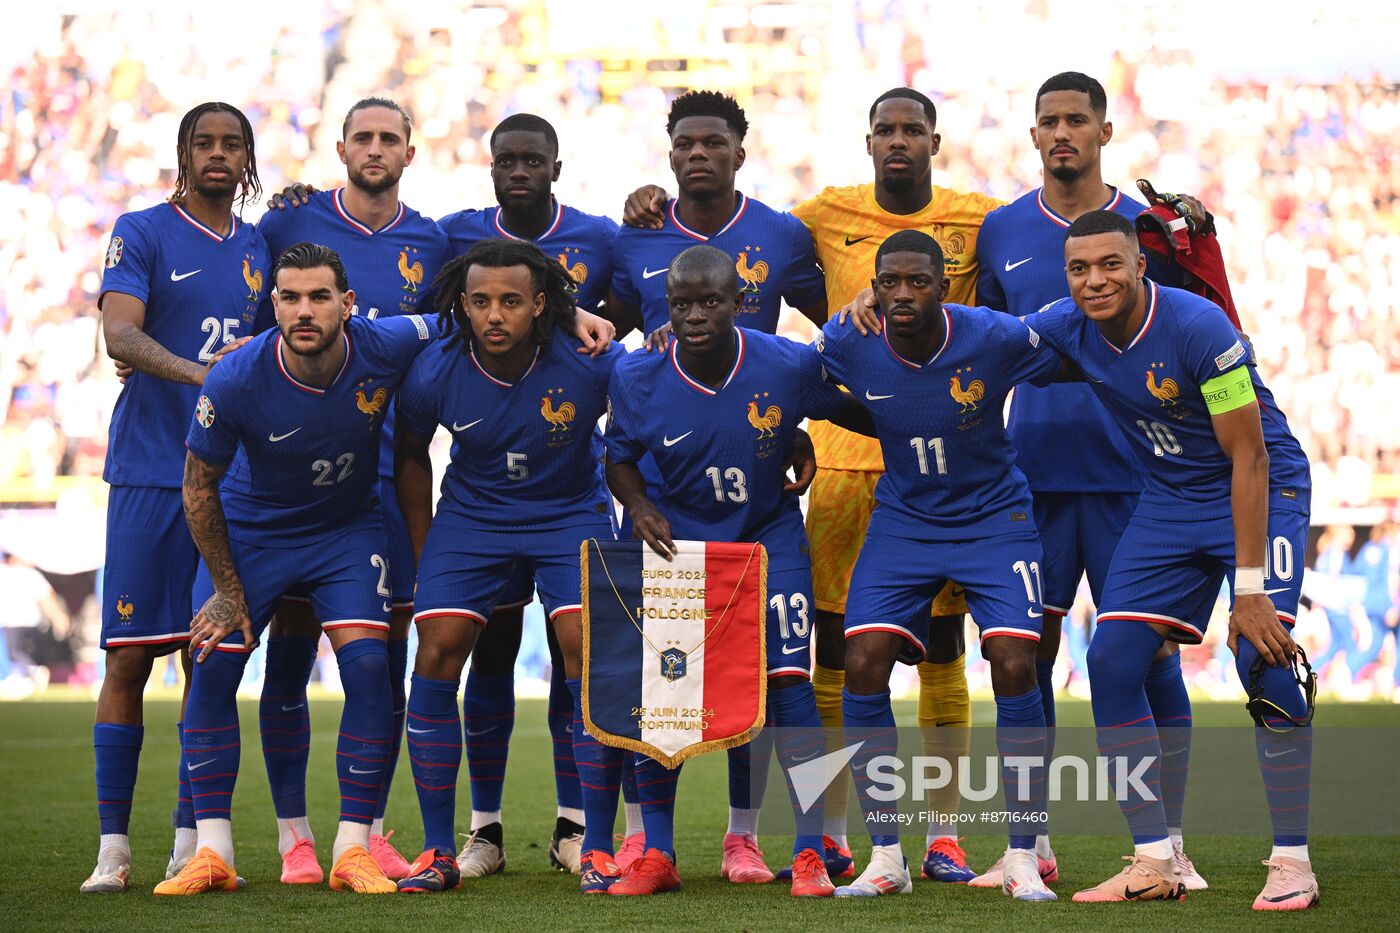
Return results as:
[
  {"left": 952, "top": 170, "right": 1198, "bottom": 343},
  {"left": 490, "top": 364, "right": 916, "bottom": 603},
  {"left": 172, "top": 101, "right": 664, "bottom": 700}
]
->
[
  {"left": 199, "top": 336, "right": 252, "bottom": 383},
  {"left": 622, "top": 185, "right": 669, "bottom": 230},
  {"left": 835, "top": 287, "right": 880, "bottom": 335},
  {"left": 644, "top": 322, "right": 672, "bottom": 353},
  {"left": 190, "top": 590, "right": 255, "bottom": 663},
  {"left": 266, "top": 182, "right": 318, "bottom": 210},
  {"left": 1236, "top": 329, "right": 1258, "bottom": 367},
  {"left": 573, "top": 308, "right": 616, "bottom": 356},
  {"left": 114, "top": 360, "right": 134, "bottom": 383},
  {"left": 782, "top": 428, "right": 817, "bottom": 495},
  {"left": 629, "top": 504, "right": 676, "bottom": 561},
  {"left": 1227, "top": 593, "right": 1297, "bottom": 668}
]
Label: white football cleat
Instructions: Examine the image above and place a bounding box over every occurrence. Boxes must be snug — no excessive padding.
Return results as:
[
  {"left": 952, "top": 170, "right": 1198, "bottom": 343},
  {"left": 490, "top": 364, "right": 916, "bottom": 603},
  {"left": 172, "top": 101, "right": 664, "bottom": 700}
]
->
[
  {"left": 833, "top": 846, "right": 912, "bottom": 897},
  {"left": 1001, "top": 847, "right": 1057, "bottom": 901},
  {"left": 456, "top": 828, "right": 507, "bottom": 878},
  {"left": 80, "top": 856, "right": 130, "bottom": 894},
  {"left": 1173, "top": 841, "right": 1208, "bottom": 890}
]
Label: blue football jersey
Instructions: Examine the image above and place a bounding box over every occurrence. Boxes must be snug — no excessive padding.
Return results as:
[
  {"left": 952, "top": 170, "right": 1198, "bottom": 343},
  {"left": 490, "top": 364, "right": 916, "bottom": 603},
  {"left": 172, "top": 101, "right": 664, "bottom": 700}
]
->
[
  {"left": 185, "top": 313, "right": 434, "bottom": 547},
  {"left": 976, "top": 187, "right": 1170, "bottom": 494},
  {"left": 604, "top": 329, "right": 846, "bottom": 568},
  {"left": 438, "top": 199, "right": 618, "bottom": 311},
  {"left": 816, "top": 304, "right": 1061, "bottom": 541},
  {"left": 396, "top": 333, "right": 621, "bottom": 529},
  {"left": 100, "top": 204, "right": 271, "bottom": 488},
  {"left": 611, "top": 194, "right": 826, "bottom": 334},
  {"left": 1029, "top": 281, "right": 1311, "bottom": 519},
  {"left": 257, "top": 187, "right": 452, "bottom": 479}
]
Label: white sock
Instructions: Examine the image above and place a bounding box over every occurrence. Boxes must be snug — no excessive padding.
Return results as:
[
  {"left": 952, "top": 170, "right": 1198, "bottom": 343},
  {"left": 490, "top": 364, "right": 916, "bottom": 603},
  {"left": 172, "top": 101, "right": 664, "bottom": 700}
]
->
[
  {"left": 1135, "top": 838, "right": 1174, "bottom": 860},
  {"left": 1168, "top": 828, "right": 1184, "bottom": 850},
  {"left": 333, "top": 820, "right": 369, "bottom": 862},
  {"left": 1035, "top": 834, "right": 1054, "bottom": 858},
  {"left": 370, "top": 817, "right": 385, "bottom": 837},
  {"left": 1271, "top": 844, "right": 1309, "bottom": 862},
  {"left": 97, "top": 833, "right": 131, "bottom": 866},
  {"left": 557, "top": 806, "right": 585, "bottom": 826},
  {"left": 727, "top": 806, "right": 760, "bottom": 837},
  {"left": 197, "top": 818, "right": 235, "bottom": 866},
  {"left": 926, "top": 829, "right": 956, "bottom": 846},
  {"left": 172, "top": 826, "right": 198, "bottom": 860},
  {"left": 623, "top": 802, "right": 644, "bottom": 836},
  {"left": 823, "top": 813, "right": 847, "bottom": 844},
  {"left": 277, "top": 817, "right": 314, "bottom": 856},
  {"left": 470, "top": 810, "right": 502, "bottom": 831}
]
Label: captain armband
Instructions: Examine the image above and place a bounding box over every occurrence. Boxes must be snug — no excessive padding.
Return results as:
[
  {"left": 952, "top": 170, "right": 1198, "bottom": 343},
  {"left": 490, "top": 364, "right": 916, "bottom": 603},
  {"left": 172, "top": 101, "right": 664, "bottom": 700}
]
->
[{"left": 1200, "top": 368, "right": 1256, "bottom": 415}]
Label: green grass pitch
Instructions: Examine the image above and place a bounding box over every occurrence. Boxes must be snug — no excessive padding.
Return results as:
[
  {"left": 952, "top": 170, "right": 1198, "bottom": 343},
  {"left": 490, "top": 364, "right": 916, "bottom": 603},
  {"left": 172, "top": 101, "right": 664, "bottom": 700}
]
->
[{"left": 4, "top": 693, "right": 1395, "bottom": 931}]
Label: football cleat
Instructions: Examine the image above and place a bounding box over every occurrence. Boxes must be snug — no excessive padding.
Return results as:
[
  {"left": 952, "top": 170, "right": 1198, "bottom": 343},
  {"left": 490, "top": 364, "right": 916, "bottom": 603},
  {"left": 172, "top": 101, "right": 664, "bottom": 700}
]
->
[
  {"left": 1173, "top": 842, "right": 1208, "bottom": 890},
  {"left": 328, "top": 844, "right": 397, "bottom": 894},
  {"left": 280, "top": 835, "right": 324, "bottom": 884},
  {"left": 789, "top": 847, "right": 835, "bottom": 897},
  {"left": 1072, "top": 854, "right": 1185, "bottom": 903},
  {"left": 456, "top": 826, "right": 507, "bottom": 878},
  {"left": 370, "top": 830, "right": 413, "bottom": 880},
  {"left": 80, "top": 857, "right": 130, "bottom": 894},
  {"left": 921, "top": 836, "right": 977, "bottom": 883},
  {"left": 1252, "top": 857, "right": 1319, "bottom": 911},
  {"left": 614, "top": 832, "right": 646, "bottom": 873},
  {"left": 774, "top": 835, "right": 854, "bottom": 881},
  {"left": 579, "top": 850, "right": 622, "bottom": 894},
  {"left": 549, "top": 821, "right": 585, "bottom": 875},
  {"left": 834, "top": 849, "right": 913, "bottom": 897},
  {"left": 720, "top": 832, "right": 774, "bottom": 883},
  {"left": 968, "top": 849, "right": 1058, "bottom": 888},
  {"left": 609, "top": 848, "right": 682, "bottom": 896},
  {"left": 397, "top": 848, "right": 461, "bottom": 893},
  {"left": 153, "top": 847, "right": 238, "bottom": 896},
  {"left": 1001, "top": 848, "right": 1057, "bottom": 901}
]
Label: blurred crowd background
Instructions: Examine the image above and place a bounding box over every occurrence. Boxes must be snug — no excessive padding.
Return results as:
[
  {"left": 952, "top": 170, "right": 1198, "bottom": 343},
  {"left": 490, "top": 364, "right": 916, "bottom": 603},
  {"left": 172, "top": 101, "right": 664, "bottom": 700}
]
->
[{"left": 1, "top": 1, "right": 1396, "bottom": 700}]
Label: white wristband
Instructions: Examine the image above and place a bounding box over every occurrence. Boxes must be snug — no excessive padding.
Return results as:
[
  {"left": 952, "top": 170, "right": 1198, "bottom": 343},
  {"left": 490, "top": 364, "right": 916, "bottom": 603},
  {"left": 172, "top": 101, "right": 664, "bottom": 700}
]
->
[{"left": 1235, "top": 567, "right": 1266, "bottom": 595}]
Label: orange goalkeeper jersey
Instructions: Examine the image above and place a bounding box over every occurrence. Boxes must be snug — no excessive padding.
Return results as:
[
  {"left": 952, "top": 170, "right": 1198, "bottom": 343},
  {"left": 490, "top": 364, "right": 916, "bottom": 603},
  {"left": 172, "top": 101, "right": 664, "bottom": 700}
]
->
[{"left": 794, "top": 182, "right": 1003, "bottom": 471}]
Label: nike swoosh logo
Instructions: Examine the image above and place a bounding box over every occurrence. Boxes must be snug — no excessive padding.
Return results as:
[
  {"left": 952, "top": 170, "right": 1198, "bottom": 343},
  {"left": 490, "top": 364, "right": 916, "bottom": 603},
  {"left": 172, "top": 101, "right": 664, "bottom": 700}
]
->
[
  {"left": 406, "top": 725, "right": 433, "bottom": 734},
  {"left": 950, "top": 588, "right": 967, "bottom": 599},
  {"left": 864, "top": 391, "right": 893, "bottom": 401},
  {"left": 791, "top": 751, "right": 819, "bottom": 762},
  {"left": 1087, "top": 376, "right": 1104, "bottom": 383},
  {"left": 382, "top": 601, "right": 393, "bottom": 613},
  {"left": 781, "top": 644, "right": 807, "bottom": 655},
  {"left": 844, "top": 235, "right": 872, "bottom": 246},
  {"left": 1264, "top": 587, "right": 1290, "bottom": 596},
  {"left": 170, "top": 269, "right": 202, "bottom": 282},
  {"left": 348, "top": 766, "right": 380, "bottom": 775},
  {"left": 281, "top": 703, "right": 305, "bottom": 712},
  {"left": 187, "top": 759, "right": 217, "bottom": 771},
  {"left": 268, "top": 428, "right": 301, "bottom": 442},
  {"left": 453, "top": 419, "right": 483, "bottom": 432},
  {"left": 642, "top": 267, "right": 668, "bottom": 279},
  {"left": 1124, "top": 885, "right": 1157, "bottom": 900},
  {"left": 1263, "top": 747, "right": 1296, "bottom": 759},
  {"left": 1004, "top": 258, "right": 1032, "bottom": 272},
  {"left": 663, "top": 432, "right": 692, "bottom": 447},
  {"left": 1027, "top": 609, "right": 1043, "bottom": 618},
  {"left": 466, "top": 727, "right": 496, "bottom": 736}
]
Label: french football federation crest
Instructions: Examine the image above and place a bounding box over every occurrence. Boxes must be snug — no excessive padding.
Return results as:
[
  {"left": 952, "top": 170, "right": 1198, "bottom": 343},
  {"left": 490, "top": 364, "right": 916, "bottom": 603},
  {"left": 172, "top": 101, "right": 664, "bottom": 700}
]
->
[
  {"left": 195, "top": 395, "right": 216, "bottom": 428},
  {"left": 116, "top": 595, "right": 134, "bottom": 623},
  {"left": 105, "top": 236, "right": 124, "bottom": 269},
  {"left": 949, "top": 367, "right": 985, "bottom": 414},
  {"left": 241, "top": 257, "right": 264, "bottom": 302},
  {"left": 735, "top": 247, "right": 768, "bottom": 295},
  {"left": 355, "top": 380, "right": 388, "bottom": 423},
  {"left": 541, "top": 387, "right": 576, "bottom": 433},
  {"left": 1146, "top": 362, "right": 1180, "bottom": 406},
  {"left": 557, "top": 248, "right": 587, "bottom": 295},
  {"left": 747, "top": 392, "right": 781, "bottom": 439},
  {"left": 398, "top": 247, "right": 424, "bottom": 293},
  {"left": 660, "top": 647, "right": 688, "bottom": 683}
]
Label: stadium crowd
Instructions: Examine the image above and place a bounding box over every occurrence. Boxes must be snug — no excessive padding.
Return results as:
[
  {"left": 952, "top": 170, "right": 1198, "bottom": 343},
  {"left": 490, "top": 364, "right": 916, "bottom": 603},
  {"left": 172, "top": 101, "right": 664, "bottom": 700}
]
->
[{"left": 0, "top": 4, "right": 1396, "bottom": 697}]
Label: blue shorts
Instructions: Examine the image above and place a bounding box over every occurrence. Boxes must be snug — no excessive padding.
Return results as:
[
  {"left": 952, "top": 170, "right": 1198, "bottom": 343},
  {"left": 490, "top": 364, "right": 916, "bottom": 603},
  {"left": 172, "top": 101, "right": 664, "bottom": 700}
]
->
[
  {"left": 766, "top": 566, "right": 816, "bottom": 678},
  {"left": 845, "top": 521, "right": 1045, "bottom": 661},
  {"left": 1096, "top": 500, "right": 1309, "bottom": 643},
  {"left": 101, "top": 486, "right": 198, "bottom": 652},
  {"left": 413, "top": 517, "right": 614, "bottom": 626},
  {"left": 192, "top": 521, "right": 392, "bottom": 651},
  {"left": 378, "top": 477, "right": 417, "bottom": 608},
  {"left": 1033, "top": 491, "right": 1139, "bottom": 615}
]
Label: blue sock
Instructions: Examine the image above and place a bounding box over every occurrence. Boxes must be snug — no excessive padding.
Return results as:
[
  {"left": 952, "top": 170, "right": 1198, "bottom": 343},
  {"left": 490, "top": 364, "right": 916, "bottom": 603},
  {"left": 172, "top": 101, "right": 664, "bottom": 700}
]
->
[
  {"left": 621, "top": 753, "right": 639, "bottom": 807},
  {"left": 463, "top": 669, "right": 515, "bottom": 819},
  {"left": 334, "top": 638, "right": 392, "bottom": 825},
  {"left": 259, "top": 635, "right": 317, "bottom": 819},
  {"left": 1145, "top": 653, "right": 1192, "bottom": 832},
  {"left": 374, "top": 639, "right": 409, "bottom": 823},
  {"left": 769, "top": 683, "right": 825, "bottom": 857},
  {"left": 842, "top": 688, "right": 900, "bottom": 848},
  {"left": 405, "top": 674, "right": 461, "bottom": 853},
  {"left": 185, "top": 649, "right": 248, "bottom": 821},
  {"left": 1234, "top": 640, "right": 1312, "bottom": 846},
  {"left": 994, "top": 686, "right": 1048, "bottom": 848},
  {"left": 633, "top": 753, "right": 680, "bottom": 859},
  {"left": 549, "top": 665, "right": 583, "bottom": 815},
  {"left": 1087, "top": 621, "right": 1168, "bottom": 845},
  {"left": 94, "top": 723, "right": 143, "bottom": 835},
  {"left": 565, "top": 678, "right": 622, "bottom": 855},
  {"left": 174, "top": 721, "right": 195, "bottom": 830}
]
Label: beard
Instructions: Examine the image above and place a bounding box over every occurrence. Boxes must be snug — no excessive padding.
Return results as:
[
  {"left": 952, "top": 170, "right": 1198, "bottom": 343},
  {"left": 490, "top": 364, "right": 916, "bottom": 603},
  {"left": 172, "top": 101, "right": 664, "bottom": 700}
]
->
[
  {"left": 281, "top": 319, "right": 342, "bottom": 357},
  {"left": 348, "top": 163, "right": 401, "bottom": 194},
  {"left": 1048, "top": 161, "right": 1084, "bottom": 183},
  {"left": 877, "top": 172, "right": 918, "bottom": 196}
]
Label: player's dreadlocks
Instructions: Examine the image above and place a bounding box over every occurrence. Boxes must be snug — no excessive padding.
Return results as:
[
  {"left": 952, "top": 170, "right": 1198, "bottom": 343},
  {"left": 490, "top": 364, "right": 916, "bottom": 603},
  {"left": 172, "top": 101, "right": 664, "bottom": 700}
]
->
[
  {"left": 170, "top": 102, "right": 261, "bottom": 208},
  {"left": 431, "top": 239, "right": 577, "bottom": 353},
  {"left": 666, "top": 90, "right": 749, "bottom": 141}
]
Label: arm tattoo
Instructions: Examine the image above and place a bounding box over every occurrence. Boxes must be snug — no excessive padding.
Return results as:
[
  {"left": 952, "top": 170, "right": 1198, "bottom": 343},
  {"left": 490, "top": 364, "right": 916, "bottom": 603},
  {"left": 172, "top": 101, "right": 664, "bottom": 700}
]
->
[
  {"left": 108, "top": 323, "right": 207, "bottom": 385},
  {"left": 182, "top": 452, "right": 242, "bottom": 596}
]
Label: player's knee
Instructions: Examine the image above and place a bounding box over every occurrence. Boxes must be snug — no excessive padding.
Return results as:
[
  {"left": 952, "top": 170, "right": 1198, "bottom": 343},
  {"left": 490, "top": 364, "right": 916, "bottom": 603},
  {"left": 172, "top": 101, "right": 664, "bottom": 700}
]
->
[
  {"left": 1085, "top": 628, "right": 1125, "bottom": 688},
  {"left": 413, "top": 629, "right": 470, "bottom": 682},
  {"left": 102, "top": 645, "right": 159, "bottom": 688},
  {"left": 984, "top": 636, "right": 1036, "bottom": 693},
  {"left": 767, "top": 672, "right": 805, "bottom": 692}
]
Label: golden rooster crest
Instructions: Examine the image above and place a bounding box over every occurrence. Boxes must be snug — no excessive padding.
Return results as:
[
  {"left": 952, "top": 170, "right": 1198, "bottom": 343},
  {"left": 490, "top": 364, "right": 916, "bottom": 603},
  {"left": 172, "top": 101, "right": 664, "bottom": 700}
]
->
[
  {"left": 1146, "top": 364, "right": 1180, "bottom": 407},
  {"left": 736, "top": 248, "right": 769, "bottom": 295},
  {"left": 398, "top": 249, "right": 424, "bottom": 293},
  {"left": 949, "top": 368, "right": 985, "bottom": 414},
  {"left": 747, "top": 392, "right": 782, "bottom": 438},
  {"left": 241, "top": 258, "right": 263, "bottom": 302},
  {"left": 116, "top": 596, "right": 134, "bottom": 623},
  {"left": 356, "top": 381, "right": 388, "bottom": 422},
  {"left": 557, "top": 249, "right": 588, "bottom": 295},
  {"left": 541, "top": 387, "right": 576, "bottom": 433}
]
